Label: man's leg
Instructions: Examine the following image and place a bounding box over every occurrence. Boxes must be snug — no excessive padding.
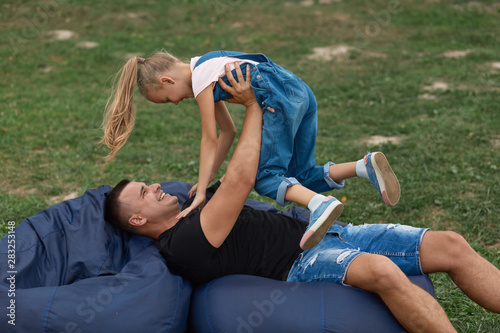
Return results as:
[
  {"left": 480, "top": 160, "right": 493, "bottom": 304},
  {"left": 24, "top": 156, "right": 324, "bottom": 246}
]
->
[
  {"left": 420, "top": 231, "right": 500, "bottom": 313},
  {"left": 345, "top": 253, "right": 457, "bottom": 332}
]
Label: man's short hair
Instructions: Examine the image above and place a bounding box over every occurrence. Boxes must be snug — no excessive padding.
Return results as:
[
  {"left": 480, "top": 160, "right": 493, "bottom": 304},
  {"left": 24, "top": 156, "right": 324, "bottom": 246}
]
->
[{"left": 104, "top": 179, "right": 133, "bottom": 232}]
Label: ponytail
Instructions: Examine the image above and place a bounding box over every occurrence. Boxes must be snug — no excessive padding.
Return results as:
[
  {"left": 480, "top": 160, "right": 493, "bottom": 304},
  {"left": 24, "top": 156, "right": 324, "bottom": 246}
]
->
[
  {"left": 100, "top": 56, "right": 141, "bottom": 161},
  {"left": 100, "top": 51, "right": 181, "bottom": 161}
]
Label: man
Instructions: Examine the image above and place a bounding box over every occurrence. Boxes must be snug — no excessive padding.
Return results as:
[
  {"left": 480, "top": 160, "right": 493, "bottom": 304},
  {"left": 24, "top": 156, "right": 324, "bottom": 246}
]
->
[{"left": 104, "top": 65, "right": 500, "bottom": 332}]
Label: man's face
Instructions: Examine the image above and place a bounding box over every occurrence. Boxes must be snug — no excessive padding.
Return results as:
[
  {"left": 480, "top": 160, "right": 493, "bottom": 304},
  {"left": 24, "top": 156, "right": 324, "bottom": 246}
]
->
[{"left": 119, "top": 182, "right": 179, "bottom": 224}]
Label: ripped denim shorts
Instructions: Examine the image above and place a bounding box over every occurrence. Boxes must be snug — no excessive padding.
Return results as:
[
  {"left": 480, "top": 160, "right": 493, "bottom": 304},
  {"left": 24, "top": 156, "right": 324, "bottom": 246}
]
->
[{"left": 286, "top": 223, "right": 429, "bottom": 286}]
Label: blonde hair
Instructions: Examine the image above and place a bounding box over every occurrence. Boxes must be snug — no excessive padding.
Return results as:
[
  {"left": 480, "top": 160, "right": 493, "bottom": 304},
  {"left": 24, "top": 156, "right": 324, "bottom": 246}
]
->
[{"left": 100, "top": 51, "right": 181, "bottom": 161}]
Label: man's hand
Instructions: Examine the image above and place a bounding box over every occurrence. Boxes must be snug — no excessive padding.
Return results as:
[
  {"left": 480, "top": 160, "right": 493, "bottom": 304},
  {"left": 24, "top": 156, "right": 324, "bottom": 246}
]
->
[{"left": 218, "top": 63, "right": 258, "bottom": 108}]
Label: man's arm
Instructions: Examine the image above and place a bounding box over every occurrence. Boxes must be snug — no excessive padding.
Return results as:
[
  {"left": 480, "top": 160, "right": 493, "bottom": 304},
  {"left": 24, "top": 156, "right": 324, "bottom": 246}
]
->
[{"left": 200, "top": 64, "right": 261, "bottom": 248}]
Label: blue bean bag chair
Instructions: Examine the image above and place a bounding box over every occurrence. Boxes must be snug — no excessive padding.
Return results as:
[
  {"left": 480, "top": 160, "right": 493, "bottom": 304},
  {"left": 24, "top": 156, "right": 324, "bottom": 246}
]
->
[
  {"left": 0, "top": 181, "right": 435, "bottom": 333},
  {"left": 189, "top": 274, "right": 434, "bottom": 332},
  {"left": 0, "top": 182, "right": 192, "bottom": 333}
]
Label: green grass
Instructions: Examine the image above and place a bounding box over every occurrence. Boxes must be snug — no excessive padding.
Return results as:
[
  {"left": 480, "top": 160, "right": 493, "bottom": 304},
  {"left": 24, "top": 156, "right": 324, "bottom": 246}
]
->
[{"left": 1, "top": 0, "right": 499, "bottom": 330}]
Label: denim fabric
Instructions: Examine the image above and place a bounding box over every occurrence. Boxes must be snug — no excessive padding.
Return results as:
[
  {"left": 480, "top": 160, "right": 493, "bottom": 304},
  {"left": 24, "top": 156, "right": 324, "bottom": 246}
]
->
[
  {"left": 195, "top": 51, "right": 344, "bottom": 206},
  {"left": 286, "top": 223, "right": 429, "bottom": 286}
]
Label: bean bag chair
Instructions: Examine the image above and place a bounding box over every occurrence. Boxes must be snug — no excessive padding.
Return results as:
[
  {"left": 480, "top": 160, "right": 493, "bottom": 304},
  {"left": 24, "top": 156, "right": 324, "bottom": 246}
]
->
[
  {"left": 0, "top": 181, "right": 435, "bottom": 333},
  {"left": 189, "top": 274, "right": 434, "bottom": 332},
  {"left": 0, "top": 182, "right": 192, "bottom": 333}
]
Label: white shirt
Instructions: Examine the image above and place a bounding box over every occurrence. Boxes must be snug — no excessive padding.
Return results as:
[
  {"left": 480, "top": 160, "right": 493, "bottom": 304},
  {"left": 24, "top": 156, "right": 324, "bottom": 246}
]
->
[{"left": 190, "top": 56, "right": 259, "bottom": 98}]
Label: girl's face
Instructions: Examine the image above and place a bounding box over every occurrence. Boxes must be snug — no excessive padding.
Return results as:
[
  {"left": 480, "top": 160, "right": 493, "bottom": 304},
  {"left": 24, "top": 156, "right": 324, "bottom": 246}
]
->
[{"left": 146, "top": 76, "right": 193, "bottom": 105}]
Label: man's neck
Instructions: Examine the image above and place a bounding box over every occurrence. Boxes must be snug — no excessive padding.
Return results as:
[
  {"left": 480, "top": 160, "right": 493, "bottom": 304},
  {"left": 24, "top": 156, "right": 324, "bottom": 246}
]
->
[{"left": 149, "top": 216, "right": 179, "bottom": 240}]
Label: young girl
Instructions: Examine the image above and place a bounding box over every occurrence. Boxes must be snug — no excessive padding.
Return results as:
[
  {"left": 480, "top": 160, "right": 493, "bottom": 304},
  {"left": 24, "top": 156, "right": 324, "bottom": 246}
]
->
[{"left": 101, "top": 50, "right": 400, "bottom": 250}]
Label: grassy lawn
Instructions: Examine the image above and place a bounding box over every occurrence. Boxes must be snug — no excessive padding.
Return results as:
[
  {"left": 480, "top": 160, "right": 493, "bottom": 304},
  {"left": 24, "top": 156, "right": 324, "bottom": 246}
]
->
[{"left": 1, "top": 0, "right": 499, "bottom": 331}]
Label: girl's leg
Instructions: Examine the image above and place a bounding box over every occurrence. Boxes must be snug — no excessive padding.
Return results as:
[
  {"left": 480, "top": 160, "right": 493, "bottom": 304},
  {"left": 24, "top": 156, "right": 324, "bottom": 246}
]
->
[
  {"left": 284, "top": 184, "right": 316, "bottom": 207},
  {"left": 328, "top": 162, "right": 357, "bottom": 183},
  {"left": 285, "top": 184, "right": 343, "bottom": 250},
  {"left": 330, "top": 153, "right": 400, "bottom": 206}
]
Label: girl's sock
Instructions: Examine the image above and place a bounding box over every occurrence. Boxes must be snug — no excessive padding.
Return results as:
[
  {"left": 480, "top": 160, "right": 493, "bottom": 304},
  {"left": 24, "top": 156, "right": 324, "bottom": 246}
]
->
[
  {"left": 356, "top": 158, "right": 368, "bottom": 179},
  {"left": 308, "top": 194, "right": 327, "bottom": 212}
]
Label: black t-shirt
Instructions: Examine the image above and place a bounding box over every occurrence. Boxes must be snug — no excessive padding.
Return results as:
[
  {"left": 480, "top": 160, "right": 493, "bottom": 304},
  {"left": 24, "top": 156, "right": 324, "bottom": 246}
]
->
[{"left": 156, "top": 181, "right": 307, "bottom": 285}]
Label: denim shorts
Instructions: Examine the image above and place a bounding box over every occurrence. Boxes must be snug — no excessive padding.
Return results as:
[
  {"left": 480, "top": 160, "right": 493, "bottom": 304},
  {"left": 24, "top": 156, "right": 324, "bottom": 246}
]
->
[{"left": 286, "top": 223, "right": 429, "bottom": 286}]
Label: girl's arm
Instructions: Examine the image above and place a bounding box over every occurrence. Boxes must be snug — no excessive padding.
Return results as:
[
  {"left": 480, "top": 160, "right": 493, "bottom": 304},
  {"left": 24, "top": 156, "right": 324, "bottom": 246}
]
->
[
  {"left": 177, "top": 85, "right": 219, "bottom": 218},
  {"left": 211, "top": 101, "right": 237, "bottom": 179},
  {"left": 186, "top": 101, "right": 236, "bottom": 198}
]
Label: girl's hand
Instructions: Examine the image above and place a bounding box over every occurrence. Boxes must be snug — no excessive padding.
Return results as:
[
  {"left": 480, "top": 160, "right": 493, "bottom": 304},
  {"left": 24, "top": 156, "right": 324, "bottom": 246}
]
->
[
  {"left": 176, "top": 191, "right": 206, "bottom": 219},
  {"left": 188, "top": 183, "right": 198, "bottom": 198}
]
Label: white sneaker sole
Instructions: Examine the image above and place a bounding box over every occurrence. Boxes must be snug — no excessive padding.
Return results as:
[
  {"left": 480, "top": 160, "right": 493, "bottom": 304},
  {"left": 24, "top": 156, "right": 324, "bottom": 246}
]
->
[{"left": 371, "top": 152, "right": 400, "bottom": 206}]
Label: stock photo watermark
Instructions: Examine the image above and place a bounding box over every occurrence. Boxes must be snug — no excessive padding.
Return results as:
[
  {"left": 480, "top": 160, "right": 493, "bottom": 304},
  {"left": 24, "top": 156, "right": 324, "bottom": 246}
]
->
[
  {"left": 235, "top": 281, "right": 300, "bottom": 333},
  {"left": 5, "top": 221, "right": 17, "bottom": 326},
  {"left": 60, "top": 276, "right": 129, "bottom": 333},
  {"left": 354, "top": 0, "right": 405, "bottom": 50},
  {"left": 5, "top": 0, "right": 68, "bottom": 56}
]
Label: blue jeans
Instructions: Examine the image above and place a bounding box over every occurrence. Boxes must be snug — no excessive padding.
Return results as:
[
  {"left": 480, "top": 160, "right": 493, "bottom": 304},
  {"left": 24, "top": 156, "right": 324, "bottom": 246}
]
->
[
  {"left": 250, "top": 60, "right": 345, "bottom": 206},
  {"left": 286, "top": 223, "right": 429, "bottom": 286},
  {"left": 202, "top": 51, "right": 345, "bottom": 206}
]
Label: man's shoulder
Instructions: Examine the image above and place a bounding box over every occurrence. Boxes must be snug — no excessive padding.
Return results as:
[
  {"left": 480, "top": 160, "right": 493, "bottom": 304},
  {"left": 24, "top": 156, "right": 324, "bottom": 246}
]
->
[
  {"left": 156, "top": 212, "right": 213, "bottom": 259},
  {"left": 157, "top": 213, "right": 199, "bottom": 243}
]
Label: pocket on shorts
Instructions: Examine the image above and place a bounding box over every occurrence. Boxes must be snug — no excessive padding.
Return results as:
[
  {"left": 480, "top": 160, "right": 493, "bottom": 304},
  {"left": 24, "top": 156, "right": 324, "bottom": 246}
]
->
[{"left": 282, "top": 78, "right": 307, "bottom": 103}]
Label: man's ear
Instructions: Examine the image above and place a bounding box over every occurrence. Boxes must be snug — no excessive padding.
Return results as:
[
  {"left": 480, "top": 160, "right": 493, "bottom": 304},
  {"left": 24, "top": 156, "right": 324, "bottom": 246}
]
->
[
  {"left": 160, "top": 76, "right": 175, "bottom": 85},
  {"left": 129, "top": 214, "right": 147, "bottom": 227}
]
